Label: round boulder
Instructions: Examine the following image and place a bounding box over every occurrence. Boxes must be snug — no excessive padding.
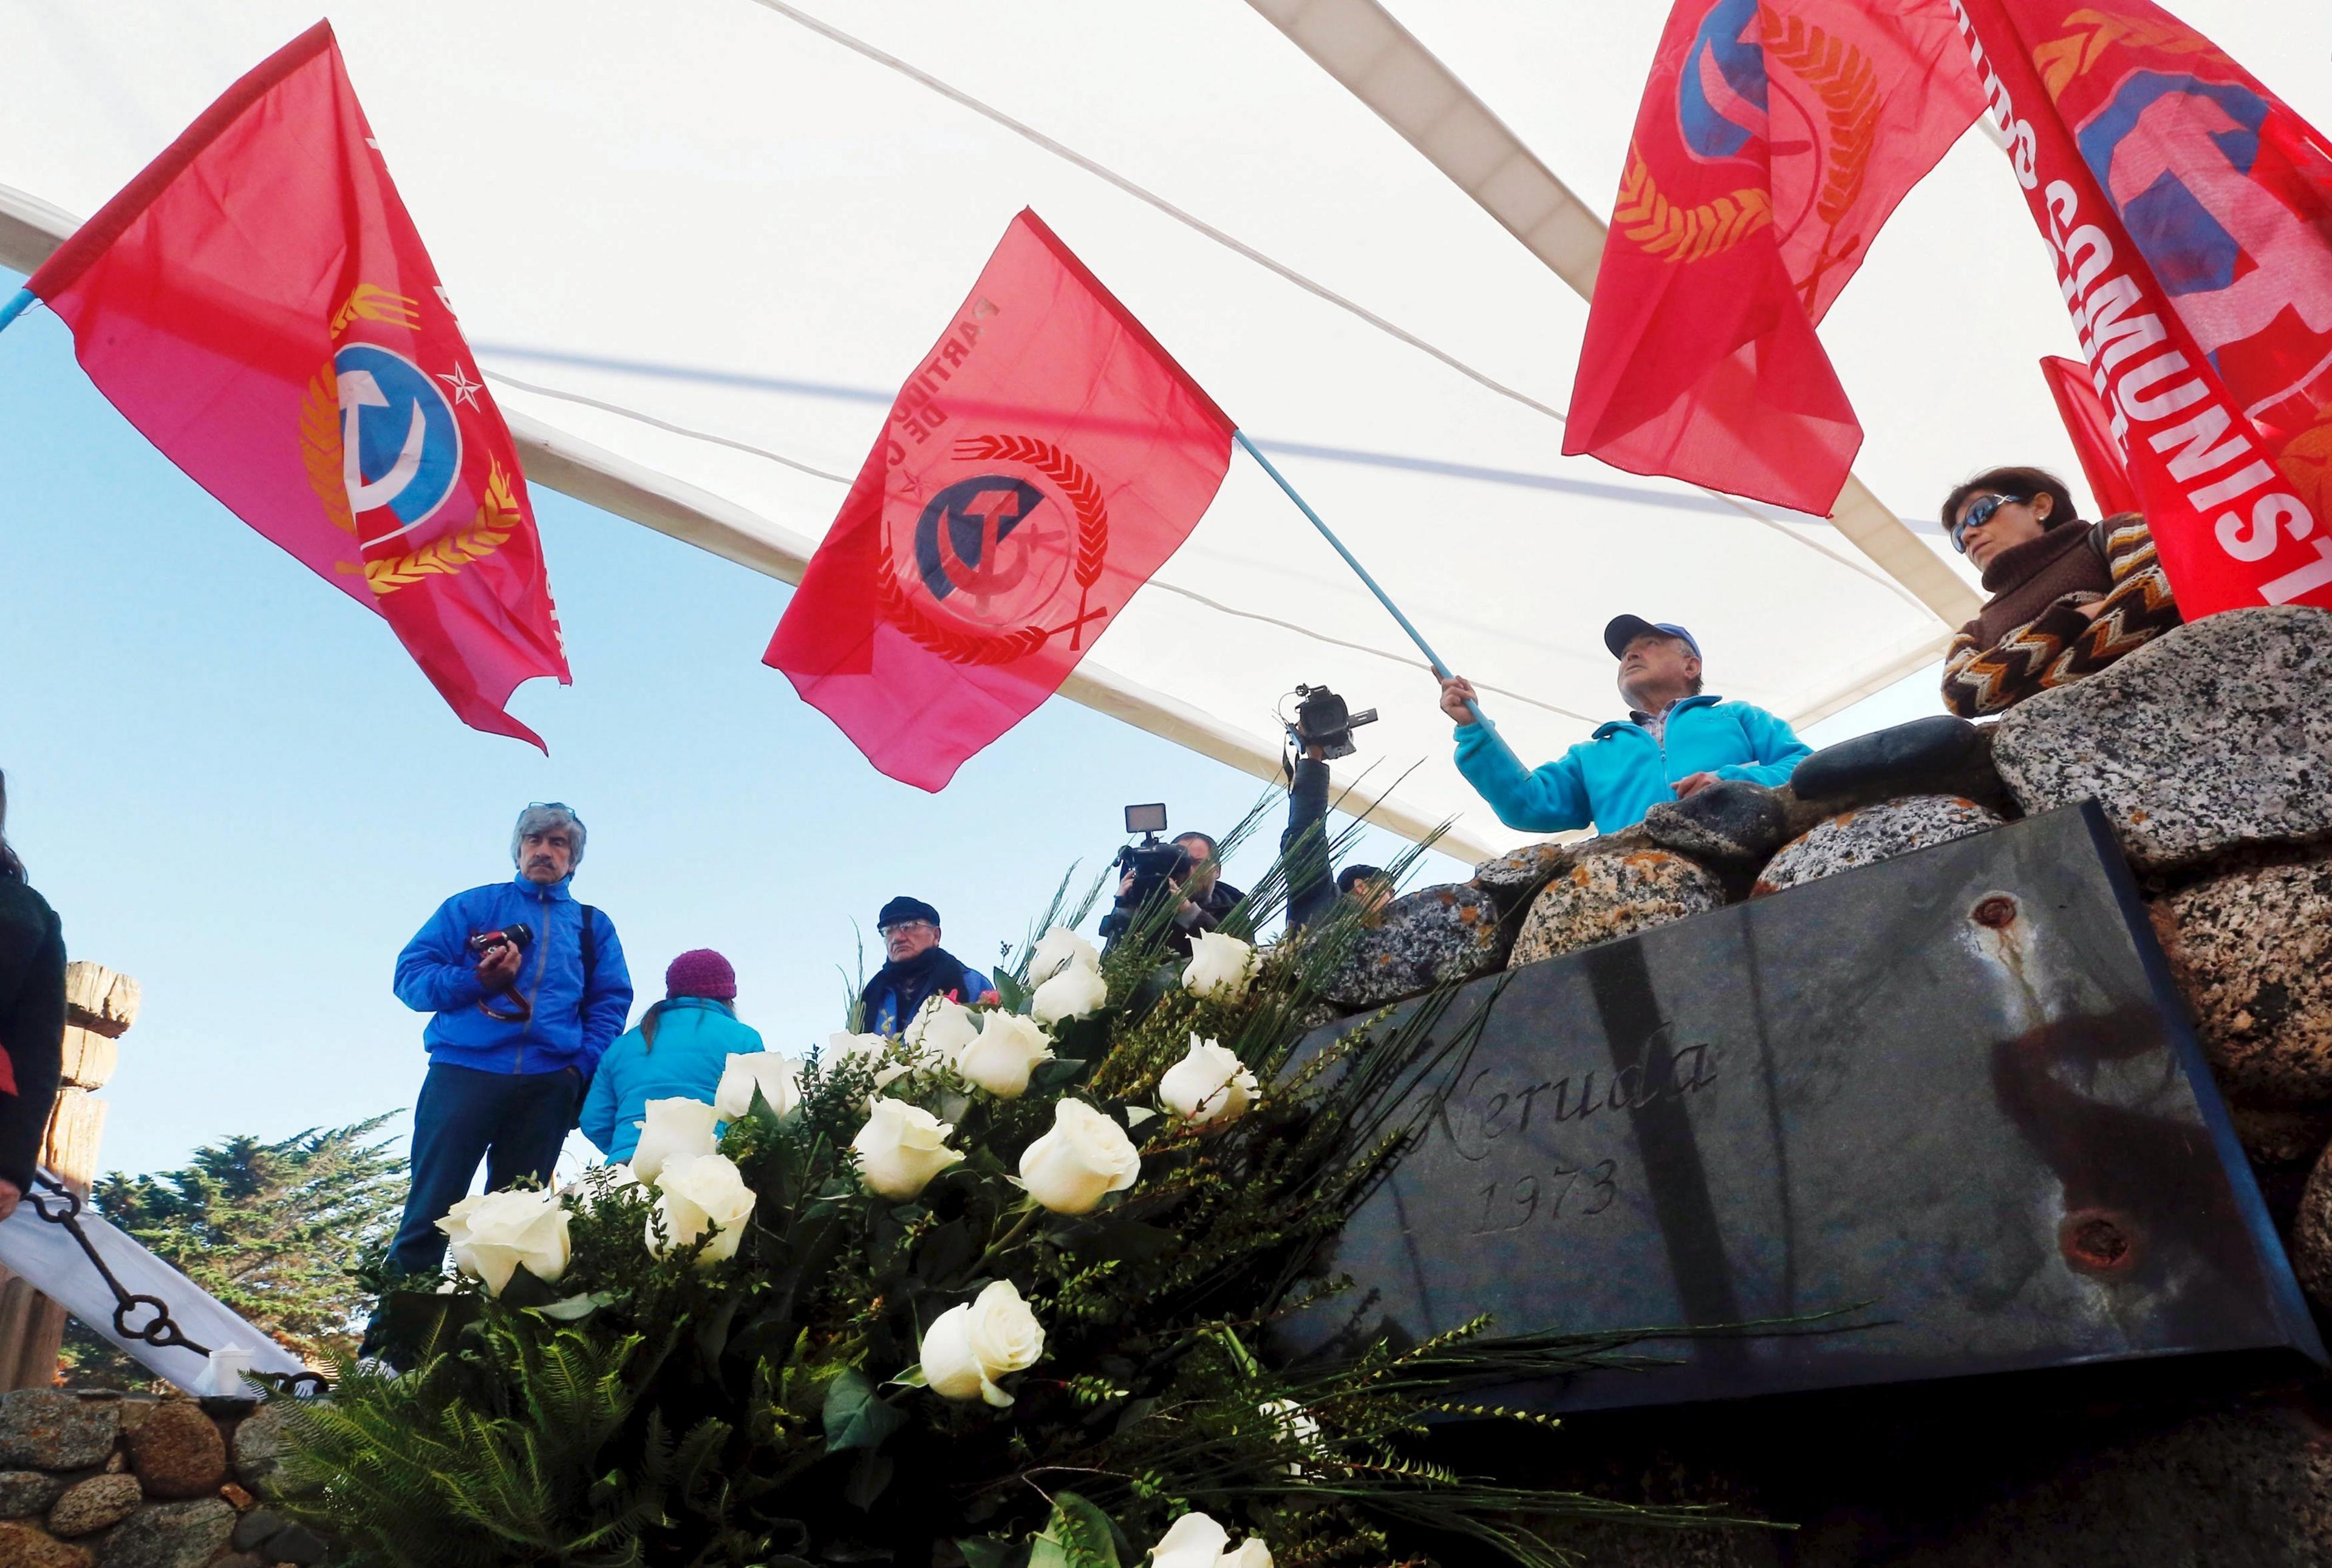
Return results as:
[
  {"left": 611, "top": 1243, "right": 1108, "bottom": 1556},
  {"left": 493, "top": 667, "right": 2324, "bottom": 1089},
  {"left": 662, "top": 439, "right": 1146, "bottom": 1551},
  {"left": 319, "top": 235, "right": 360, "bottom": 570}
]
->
[
  {"left": 2228, "top": 1104, "right": 2332, "bottom": 1170},
  {"left": 2149, "top": 856, "right": 2332, "bottom": 1109},
  {"left": 230, "top": 1402, "right": 290, "bottom": 1496},
  {"left": 46, "top": 1473, "right": 139, "bottom": 1538},
  {"left": 124, "top": 1400, "right": 225, "bottom": 1499},
  {"left": 0, "top": 1472, "right": 65, "bottom": 1521},
  {"left": 2290, "top": 1140, "right": 2332, "bottom": 1312},
  {"left": 1319, "top": 884, "right": 1507, "bottom": 1010},
  {"left": 0, "top": 1392, "right": 117, "bottom": 1471},
  {"left": 1468, "top": 840, "right": 1571, "bottom": 912},
  {"left": 1509, "top": 848, "right": 1726, "bottom": 967},
  {"left": 88, "top": 1498, "right": 232, "bottom": 1568},
  {"left": 1752, "top": 796, "right": 2005, "bottom": 898},
  {"left": 1639, "top": 780, "right": 1790, "bottom": 867},
  {"left": 0, "top": 1520, "right": 92, "bottom": 1568},
  {"left": 1991, "top": 605, "right": 2332, "bottom": 872}
]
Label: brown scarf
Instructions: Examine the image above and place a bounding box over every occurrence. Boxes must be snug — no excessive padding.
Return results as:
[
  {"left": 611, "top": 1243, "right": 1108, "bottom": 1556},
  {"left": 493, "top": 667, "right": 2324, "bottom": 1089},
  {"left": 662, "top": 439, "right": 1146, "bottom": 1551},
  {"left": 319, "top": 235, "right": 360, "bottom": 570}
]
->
[{"left": 1963, "top": 522, "right": 2110, "bottom": 647}]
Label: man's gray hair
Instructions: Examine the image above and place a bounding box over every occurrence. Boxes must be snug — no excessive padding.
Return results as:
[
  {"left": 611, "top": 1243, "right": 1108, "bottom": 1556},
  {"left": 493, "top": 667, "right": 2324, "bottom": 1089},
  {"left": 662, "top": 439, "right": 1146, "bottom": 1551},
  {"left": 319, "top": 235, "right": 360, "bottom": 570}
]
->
[{"left": 511, "top": 802, "right": 587, "bottom": 871}]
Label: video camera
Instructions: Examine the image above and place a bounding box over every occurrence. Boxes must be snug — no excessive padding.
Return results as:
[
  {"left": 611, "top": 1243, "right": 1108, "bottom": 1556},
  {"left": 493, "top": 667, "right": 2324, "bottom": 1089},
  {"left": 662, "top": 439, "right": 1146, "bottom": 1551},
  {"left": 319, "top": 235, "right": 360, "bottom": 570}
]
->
[
  {"left": 466, "top": 923, "right": 534, "bottom": 960},
  {"left": 1286, "top": 683, "right": 1378, "bottom": 762},
  {"left": 1113, "top": 802, "right": 1192, "bottom": 913}
]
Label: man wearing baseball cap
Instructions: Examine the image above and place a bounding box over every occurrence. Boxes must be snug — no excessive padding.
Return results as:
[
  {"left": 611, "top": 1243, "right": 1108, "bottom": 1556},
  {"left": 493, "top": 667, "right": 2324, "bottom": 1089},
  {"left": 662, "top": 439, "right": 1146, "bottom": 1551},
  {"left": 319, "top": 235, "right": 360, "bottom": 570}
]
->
[{"left": 1437, "top": 615, "right": 1811, "bottom": 835}]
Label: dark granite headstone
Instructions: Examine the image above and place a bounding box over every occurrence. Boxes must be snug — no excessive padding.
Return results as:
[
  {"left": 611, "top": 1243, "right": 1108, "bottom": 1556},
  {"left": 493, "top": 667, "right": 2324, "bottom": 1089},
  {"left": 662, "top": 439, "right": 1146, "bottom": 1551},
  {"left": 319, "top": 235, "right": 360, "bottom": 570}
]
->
[{"left": 1283, "top": 803, "right": 2324, "bottom": 1411}]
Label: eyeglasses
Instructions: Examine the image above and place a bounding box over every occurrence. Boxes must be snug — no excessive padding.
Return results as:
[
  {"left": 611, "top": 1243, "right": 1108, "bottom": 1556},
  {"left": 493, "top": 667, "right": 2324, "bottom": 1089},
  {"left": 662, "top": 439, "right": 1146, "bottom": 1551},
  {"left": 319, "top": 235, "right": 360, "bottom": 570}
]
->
[
  {"left": 879, "top": 920, "right": 936, "bottom": 938},
  {"left": 1951, "top": 494, "right": 2027, "bottom": 553}
]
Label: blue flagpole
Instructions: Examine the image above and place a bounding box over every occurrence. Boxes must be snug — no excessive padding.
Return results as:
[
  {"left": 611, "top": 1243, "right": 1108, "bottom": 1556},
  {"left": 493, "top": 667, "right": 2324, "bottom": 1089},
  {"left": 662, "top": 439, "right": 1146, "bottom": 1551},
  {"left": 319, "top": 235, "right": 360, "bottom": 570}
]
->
[
  {"left": 1232, "top": 428, "right": 1487, "bottom": 726},
  {"left": 0, "top": 287, "right": 35, "bottom": 336}
]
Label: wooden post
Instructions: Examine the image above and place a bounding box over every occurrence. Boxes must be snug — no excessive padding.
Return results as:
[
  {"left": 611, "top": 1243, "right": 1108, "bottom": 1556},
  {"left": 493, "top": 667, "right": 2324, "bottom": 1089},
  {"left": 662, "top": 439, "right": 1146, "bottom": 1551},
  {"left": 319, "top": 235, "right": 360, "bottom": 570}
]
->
[{"left": 0, "top": 961, "right": 138, "bottom": 1389}]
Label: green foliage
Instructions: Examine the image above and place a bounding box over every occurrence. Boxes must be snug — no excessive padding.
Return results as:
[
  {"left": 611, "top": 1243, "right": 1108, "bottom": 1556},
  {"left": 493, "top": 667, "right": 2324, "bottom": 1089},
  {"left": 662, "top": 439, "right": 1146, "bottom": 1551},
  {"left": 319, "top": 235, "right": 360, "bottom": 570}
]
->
[
  {"left": 62, "top": 1116, "right": 405, "bottom": 1386},
  {"left": 279, "top": 811, "right": 1720, "bottom": 1566}
]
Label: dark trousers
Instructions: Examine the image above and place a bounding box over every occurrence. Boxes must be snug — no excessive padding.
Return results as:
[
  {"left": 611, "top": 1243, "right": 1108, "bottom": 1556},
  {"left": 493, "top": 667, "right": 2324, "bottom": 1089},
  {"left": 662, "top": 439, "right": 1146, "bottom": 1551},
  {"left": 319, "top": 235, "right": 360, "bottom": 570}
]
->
[{"left": 386, "top": 1062, "right": 579, "bottom": 1279}]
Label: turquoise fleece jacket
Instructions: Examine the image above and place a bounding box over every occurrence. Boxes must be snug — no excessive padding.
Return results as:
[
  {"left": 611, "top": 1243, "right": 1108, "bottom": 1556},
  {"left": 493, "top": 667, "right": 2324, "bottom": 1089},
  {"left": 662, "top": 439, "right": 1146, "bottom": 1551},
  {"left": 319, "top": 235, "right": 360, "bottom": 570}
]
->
[
  {"left": 580, "top": 997, "right": 767, "bottom": 1163},
  {"left": 1453, "top": 695, "right": 1810, "bottom": 836}
]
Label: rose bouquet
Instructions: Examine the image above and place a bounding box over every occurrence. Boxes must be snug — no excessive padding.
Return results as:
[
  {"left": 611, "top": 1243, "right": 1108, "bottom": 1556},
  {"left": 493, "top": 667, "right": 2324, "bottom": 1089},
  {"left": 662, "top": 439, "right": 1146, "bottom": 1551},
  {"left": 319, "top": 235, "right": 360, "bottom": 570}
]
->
[{"left": 273, "top": 820, "right": 1704, "bottom": 1567}]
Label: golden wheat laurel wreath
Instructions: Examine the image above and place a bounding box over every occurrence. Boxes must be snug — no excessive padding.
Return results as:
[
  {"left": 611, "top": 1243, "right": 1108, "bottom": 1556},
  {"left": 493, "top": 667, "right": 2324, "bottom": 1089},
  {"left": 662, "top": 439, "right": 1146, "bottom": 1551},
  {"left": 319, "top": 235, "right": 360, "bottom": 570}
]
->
[
  {"left": 329, "top": 284, "right": 421, "bottom": 339},
  {"left": 1758, "top": 12, "right": 1878, "bottom": 230},
  {"left": 299, "top": 366, "right": 358, "bottom": 539},
  {"left": 335, "top": 460, "right": 520, "bottom": 597},
  {"left": 1614, "top": 142, "right": 1773, "bottom": 264},
  {"left": 877, "top": 434, "right": 1112, "bottom": 666},
  {"left": 2034, "top": 9, "right": 2231, "bottom": 98}
]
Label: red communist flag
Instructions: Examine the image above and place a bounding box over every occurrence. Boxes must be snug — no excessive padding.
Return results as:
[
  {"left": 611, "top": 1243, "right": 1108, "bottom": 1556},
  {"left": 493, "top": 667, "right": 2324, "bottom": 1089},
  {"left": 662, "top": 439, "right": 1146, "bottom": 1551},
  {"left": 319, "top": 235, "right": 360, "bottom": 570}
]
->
[
  {"left": 24, "top": 22, "right": 568, "bottom": 746},
  {"left": 1951, "top": 0, "right": 2332, "bottom": 615},
  {"left": 765, "top": 210, "right": 1235, "bottom": 791},
  {"left": 1567, "top": 0, "right": 1985, "bottom": 513},
  {"left": 2040, "top": 355, "right": 2143, "bottom": 517}
]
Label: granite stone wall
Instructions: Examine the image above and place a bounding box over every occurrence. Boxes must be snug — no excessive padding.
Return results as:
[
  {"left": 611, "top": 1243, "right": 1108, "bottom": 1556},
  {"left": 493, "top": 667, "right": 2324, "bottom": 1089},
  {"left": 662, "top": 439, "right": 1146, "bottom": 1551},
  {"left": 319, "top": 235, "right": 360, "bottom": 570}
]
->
[
  {"left": 0, "top": 1389, "right": 318, "bottom": 1568},
  {"left": 1321, "top": 608, "right": 2332, "bottom": 1281},
  {"left": 1309, "top": 605, "right": 2332, "bottom": 1566}
]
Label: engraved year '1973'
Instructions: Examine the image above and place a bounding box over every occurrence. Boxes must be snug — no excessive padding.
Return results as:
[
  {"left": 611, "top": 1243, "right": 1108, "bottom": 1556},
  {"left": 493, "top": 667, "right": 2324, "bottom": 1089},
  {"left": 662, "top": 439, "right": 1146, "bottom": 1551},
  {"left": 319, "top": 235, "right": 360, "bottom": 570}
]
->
[{"left": 1471, "top": 1161, "right": 1618, "bottom": 1235}]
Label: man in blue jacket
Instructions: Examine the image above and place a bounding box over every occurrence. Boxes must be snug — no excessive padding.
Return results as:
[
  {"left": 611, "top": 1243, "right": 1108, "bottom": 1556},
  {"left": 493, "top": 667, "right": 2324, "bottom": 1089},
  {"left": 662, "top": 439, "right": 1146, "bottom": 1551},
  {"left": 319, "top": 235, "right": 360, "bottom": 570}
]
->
[
  {"left": 1439, "top": 616, "right": 1811, "bottom": 836},
  {"left": 859, "top": 896, "right": 993, "bottom": 1036},
  {"left": 384, "top": 802, "right": 633, "bottom": 1279}
]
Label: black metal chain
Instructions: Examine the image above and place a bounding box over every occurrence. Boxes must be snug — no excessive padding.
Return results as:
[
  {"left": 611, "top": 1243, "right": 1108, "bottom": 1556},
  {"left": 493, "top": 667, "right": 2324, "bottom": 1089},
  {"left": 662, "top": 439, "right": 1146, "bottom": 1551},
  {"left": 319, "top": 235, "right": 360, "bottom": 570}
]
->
[{"left": 26, "top": 1173, "right": 328, "bottom": 1396}]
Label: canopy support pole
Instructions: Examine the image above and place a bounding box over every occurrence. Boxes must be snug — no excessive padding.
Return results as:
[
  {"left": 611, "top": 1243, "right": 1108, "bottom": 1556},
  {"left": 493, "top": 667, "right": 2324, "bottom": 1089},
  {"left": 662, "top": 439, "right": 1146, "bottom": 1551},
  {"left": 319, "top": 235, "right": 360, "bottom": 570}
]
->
[
  {"left": 0, "top": 288, "right": 35, "bottom": 336},
  {"left": 1233, "top": 429, "right": 1485, "bottom": 726}
]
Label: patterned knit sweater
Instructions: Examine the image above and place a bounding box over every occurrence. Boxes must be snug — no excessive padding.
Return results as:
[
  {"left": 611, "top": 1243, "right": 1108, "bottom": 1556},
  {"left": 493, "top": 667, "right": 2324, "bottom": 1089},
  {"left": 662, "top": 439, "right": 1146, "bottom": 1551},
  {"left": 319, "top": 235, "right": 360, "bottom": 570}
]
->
[{"left": 1940, "top": 513, "right": 2181, "bottom": 718}]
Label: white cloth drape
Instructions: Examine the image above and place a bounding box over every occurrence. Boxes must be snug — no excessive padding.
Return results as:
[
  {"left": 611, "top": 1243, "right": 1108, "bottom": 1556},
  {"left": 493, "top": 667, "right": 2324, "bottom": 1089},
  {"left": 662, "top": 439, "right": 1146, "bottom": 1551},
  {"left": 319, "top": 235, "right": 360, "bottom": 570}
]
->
[
  {"left": 0, "top": 1183, "right": 310, "bottom": 1392},
  {"left": 1, "top": 2, "right": 2317, "bottom": 853}
]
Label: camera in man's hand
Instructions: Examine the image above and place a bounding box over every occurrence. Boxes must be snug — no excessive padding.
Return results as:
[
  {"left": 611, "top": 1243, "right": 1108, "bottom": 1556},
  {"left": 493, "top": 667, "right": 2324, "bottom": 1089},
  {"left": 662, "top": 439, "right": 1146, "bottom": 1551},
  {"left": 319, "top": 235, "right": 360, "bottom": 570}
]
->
[
  {"left": 1111, "top": 803, "right": 1192, "bottom": 918},
  {"left": 1286, "top": 684, "right": 1377, "bottom": 762},
  {"left": 465, "top": 924, "right": 533, "bottom": 959}
]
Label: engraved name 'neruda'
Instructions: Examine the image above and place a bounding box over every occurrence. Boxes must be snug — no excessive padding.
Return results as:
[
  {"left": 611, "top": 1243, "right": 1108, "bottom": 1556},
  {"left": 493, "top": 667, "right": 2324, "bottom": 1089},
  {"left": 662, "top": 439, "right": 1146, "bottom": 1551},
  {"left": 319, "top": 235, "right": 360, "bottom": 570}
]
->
[{"left": 1433, "top": 1038, "right": 1718, "bottom": 1163}]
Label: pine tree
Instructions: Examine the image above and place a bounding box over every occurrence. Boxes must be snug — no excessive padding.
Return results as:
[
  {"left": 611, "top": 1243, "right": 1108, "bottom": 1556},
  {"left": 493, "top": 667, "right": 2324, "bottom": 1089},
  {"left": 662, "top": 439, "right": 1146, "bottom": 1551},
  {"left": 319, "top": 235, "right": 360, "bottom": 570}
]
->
[{"left": 61, "top": 1116, "right": 406, "bottom": 1383}]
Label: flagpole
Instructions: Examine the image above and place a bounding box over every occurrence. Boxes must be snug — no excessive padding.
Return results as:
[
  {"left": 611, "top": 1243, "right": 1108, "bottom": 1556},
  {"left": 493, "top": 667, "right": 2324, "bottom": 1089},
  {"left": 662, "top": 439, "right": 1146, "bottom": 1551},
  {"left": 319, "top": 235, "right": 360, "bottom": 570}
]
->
[
  {"left": 1232, "top": 429, "right": 1487, "bottom": 726},
  {"left": 0, "top": 288, "right": 35, "bottom": 337}
]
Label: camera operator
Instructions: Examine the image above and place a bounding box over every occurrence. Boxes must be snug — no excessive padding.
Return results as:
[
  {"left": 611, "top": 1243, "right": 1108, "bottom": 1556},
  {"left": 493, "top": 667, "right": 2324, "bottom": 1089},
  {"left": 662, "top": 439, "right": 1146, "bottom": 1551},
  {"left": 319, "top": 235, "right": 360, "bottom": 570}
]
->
[
  {"left": 382, "top": 803, "right": 634, "bottom": 1286},
  {"left": 1280, "top": 686, "right": 1392, "bottom": 935},
  {"left": 1099, "top": 839, "right": 1215, "bottom": 959},
  {"left": 1169, "top": 831, "right": 1245, "bottom": 929}
]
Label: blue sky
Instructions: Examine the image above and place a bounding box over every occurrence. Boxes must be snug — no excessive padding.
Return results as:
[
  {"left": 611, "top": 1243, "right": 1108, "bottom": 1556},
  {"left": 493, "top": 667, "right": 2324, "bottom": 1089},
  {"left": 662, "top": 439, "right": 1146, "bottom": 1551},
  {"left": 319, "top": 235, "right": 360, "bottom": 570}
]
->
[{"left": 0, "top": 270, "right": 1939, "bottom": 1181}]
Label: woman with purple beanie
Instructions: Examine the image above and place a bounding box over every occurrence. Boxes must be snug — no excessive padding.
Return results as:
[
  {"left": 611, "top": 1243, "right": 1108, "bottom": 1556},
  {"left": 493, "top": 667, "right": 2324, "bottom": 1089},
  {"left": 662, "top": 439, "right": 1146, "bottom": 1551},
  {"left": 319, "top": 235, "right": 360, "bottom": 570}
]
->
[{"left": 580, "top": 949, "right": 763, "bottom": 1164}]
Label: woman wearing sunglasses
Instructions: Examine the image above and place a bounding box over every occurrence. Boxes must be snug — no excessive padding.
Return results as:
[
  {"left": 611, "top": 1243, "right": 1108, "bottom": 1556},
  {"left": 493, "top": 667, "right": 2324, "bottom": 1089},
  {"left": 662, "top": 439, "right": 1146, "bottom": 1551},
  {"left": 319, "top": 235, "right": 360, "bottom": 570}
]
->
[{"left": 1938, "top": 466, "right": 2181, "bottom": 718}]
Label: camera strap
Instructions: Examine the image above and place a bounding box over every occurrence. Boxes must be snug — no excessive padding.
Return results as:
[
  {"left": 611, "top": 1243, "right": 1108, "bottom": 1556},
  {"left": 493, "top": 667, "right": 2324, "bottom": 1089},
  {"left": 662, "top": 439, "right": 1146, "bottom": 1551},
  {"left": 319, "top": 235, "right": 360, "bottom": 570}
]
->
[
  {"left": 578, "top": 905, "right": 598, "bottom": 1017},
  {"left": 481, "top": 903, "right": 596, "bottom": 1025}
]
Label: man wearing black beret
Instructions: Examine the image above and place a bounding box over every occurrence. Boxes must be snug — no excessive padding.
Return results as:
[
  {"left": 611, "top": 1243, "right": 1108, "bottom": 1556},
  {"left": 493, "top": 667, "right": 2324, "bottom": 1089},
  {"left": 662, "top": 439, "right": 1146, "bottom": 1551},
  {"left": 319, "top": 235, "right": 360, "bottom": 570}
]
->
[{"left": 859, "top": 896, "right": 994, "bottom": 1037}]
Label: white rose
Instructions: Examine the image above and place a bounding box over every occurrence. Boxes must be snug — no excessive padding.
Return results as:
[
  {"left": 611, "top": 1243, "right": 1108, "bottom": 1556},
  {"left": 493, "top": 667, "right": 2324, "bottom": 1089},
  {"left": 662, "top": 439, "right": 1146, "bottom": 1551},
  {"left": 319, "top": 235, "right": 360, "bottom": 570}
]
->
[
  {"left": 1018, "top": 1099, "right": 1141, "bottom": 1215},
  {"left": 1032, "top": 963, "right": 1108, "bottom": 1026},
  {"left": 630, "top": 1097, "right": 719, "bottom": 1184},
  {"left": 919, "top": 1279, "right": 1046, "bottom": 1407},
  {"left": 1150, "top": 1512, "right": 1272, "bottom": 1568},
  {"left": 437, "top": 1187, "right": 570, "bottom": 1297},
  {"left": 904, "top": 997, "right": 981, "bottom": 1065},
  {"left": 1029, "top": 925, "right": 1100, "bottom": 984},
  {"left": 1182, "top": 930, "right": 1258, "bottom": 1003},
  {"left": 827, "top": 1031, "right": 912, "bottom": 1100},
  {"left": 1260, "top": 1397, "right": 1320, "bottom": 1475},
  {"left": 715, "top": 1052, "right": 803, "bottom": 1119},
  {"left": 852, "top": 1097, "right": 966, "bottom": 1199},
  {"left": 1159, "top": 1035, "right": 1260, "bottom": 1129},
  {"left": 648, "top": 1151, "right": 759, "bottom": 1267},
  {"left": 955, "top": 1012, "right": 1055, "bottom": 1099}
]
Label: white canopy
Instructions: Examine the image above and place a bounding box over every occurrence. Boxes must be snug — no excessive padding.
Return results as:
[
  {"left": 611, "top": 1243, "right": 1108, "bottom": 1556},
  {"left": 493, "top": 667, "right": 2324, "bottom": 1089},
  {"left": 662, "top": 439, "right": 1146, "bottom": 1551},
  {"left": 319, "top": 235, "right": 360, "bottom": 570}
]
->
[{"left": 2, "top": 1, "right": 2318, "bottom": 857}]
